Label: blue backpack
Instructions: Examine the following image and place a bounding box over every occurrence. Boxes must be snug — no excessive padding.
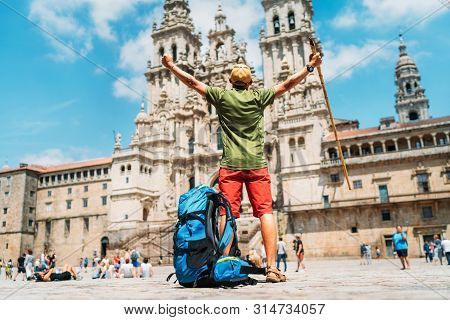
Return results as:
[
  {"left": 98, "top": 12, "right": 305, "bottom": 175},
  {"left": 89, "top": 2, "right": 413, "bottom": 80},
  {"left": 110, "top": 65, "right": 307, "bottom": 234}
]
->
[{"left": 168, "top": 185, "right": 265, "bottom": 287}]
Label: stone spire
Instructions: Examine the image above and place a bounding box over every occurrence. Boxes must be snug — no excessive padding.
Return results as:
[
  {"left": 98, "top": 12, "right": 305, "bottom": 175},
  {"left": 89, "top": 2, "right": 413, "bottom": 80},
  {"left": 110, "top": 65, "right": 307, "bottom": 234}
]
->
[
  {"left": 160, "top": 0, "right": 194, "bottom": 31},
  {"left": 395, "top": 35, "right": 430, "bottom": 123},
  {"left": 215, "top": 0, "right": 227, "bottom": 32}
]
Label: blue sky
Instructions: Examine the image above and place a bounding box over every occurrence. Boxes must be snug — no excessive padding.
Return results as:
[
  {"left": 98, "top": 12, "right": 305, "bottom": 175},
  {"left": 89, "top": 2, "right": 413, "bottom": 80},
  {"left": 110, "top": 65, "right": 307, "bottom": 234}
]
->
[{"left": 0, "top": 0, "right": 449, "bottom": 167}]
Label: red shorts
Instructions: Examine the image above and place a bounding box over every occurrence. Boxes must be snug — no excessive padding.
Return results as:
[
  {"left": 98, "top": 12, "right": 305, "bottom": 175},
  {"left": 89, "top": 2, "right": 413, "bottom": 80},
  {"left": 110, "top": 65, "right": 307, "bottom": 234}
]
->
[{"left": 218, "top": 167, "right": 273, "bottom": 219}]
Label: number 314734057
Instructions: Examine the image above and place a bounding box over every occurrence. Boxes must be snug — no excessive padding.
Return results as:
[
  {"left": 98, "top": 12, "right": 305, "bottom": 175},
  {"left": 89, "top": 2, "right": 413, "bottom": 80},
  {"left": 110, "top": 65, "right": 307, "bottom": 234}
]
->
[{"left": 253, "top": 304, "right": 325, "bottom": 315}]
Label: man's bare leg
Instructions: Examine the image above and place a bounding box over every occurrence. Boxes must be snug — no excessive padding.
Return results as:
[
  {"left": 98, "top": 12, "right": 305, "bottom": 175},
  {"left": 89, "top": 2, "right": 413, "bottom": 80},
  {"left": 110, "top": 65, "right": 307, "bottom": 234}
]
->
[
  {"left": 219, "top": 215, "right": 234, "bottom": 255},
  {"left": 405, "top": 257, "right": 411, "bottom": 269},
  {"left": 400, "top": 257, "right": 406, "bottom": 269},
  {"left": 260, "top": 214, "right": 277, "bottom": 268}
]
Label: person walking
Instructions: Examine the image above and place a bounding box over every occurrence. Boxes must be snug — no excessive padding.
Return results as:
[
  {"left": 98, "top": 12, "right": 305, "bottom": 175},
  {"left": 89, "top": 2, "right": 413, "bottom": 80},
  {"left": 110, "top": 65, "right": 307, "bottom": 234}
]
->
[
  {"left": 0, "top": 259, "right": 3, "bottom": 280},
  {"left": 365, "top": 244, "right": 372, "bottom": 265},
  {"left": 360, "top": 243, "right": 366, "bottom": 265},
  {"left": 83, "top": 257, "right": 88, "bottom": 273},
  {"left": 6, "top": 259, "right": 13, "bottom": 280},
  {"left": 392, "top": 226, "right": 410, "bottom": 270},
  {"left": 24, "top": 249, "right": 34, "bottom": 280},
  {"left": 14, "top": 253, "right": 26, "bottom": 281},
  {"left": 428, "top": 242, "right": 434, "bottom": 262},
  {"left": 161, "top": 50, "right": 322, "bottom": 283},
  {"left": 294, "top": 235, "right": 306, "bottom": 272},
  {"left": 433, "top": 235, "right": 443, "bottom": 266},
  {"left": 441, "top": 237, "right": 450, "bottom": 265},
  {"left": 276, "top": 237, "right": 287, "bottom": 272},
  {"left": 423, "top": 242, "right": 431, "bottom": 263}
]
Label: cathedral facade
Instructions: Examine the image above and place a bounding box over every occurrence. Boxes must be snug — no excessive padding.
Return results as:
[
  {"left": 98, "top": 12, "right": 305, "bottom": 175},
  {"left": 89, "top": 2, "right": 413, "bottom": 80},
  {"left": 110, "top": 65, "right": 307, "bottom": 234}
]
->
[{"left": 1, "top": 0, "right": 449, "bottom": 265}]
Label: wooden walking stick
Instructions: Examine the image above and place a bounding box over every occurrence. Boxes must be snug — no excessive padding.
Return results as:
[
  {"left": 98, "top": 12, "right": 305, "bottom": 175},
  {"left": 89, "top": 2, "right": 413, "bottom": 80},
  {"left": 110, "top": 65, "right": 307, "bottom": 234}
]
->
[{"left": 309, "top": 37, "right": 352, "bottom": 190}]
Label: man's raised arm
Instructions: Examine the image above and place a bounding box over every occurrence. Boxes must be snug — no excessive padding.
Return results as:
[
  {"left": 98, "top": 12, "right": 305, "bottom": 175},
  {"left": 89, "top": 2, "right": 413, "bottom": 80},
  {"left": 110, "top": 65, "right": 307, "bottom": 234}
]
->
[
  {"left": 162, "top": 55, "right": 207, "bottom": 96},
  {"left": 273, "top": 53, "right": 322, "bottom": 98}
]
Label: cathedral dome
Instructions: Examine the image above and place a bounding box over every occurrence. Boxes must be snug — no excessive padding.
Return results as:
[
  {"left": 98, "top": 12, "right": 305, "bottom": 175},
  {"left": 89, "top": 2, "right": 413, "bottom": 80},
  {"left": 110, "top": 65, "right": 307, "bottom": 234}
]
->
[
  {"left": 135, "top": 102, "right": 151, "bottom": 124},
  {"left": 395, "top": 38, "right": 417, "bottom": 69}
]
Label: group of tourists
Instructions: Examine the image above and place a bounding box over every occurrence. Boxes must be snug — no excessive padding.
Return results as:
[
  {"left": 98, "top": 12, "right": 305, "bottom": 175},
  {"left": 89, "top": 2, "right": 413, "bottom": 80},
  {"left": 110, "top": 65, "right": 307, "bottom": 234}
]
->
[
  {"left": 0, "top": 249, "right": 57, "bottom": 281},
  {"left": 90, "top": 248, "right": 154, "bottom": 280},
  {"left": 0, "top": 247, "right": 154, "bottom": 282},
  {"left": 423, "top": 235, "right": 450, "bottom": 265}
]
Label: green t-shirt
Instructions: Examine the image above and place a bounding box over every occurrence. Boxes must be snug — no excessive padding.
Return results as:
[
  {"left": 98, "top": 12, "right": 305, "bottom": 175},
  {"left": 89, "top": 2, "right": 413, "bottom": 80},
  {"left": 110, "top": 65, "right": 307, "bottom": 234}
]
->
[{"left": 205, "top": 86, "right": 276, "bottom": 170}]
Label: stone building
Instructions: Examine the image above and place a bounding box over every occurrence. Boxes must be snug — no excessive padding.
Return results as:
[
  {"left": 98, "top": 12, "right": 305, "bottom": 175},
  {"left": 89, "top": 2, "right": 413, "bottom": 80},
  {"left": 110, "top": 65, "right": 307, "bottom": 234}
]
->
[
  {"left": 0, "top": 159, "right": 112, "bottom": 265},
  {"left": 1, "top": 0, "right": 448, "bottom": 265}
]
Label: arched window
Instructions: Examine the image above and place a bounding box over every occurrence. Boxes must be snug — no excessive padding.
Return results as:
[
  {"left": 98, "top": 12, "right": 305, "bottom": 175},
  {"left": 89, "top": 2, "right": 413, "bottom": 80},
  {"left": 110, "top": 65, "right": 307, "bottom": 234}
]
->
[
  {"left": 140, "top": 165, "right": 143, "bottom": 173},
  {"left": 273, "top": 16, "right": 280, "bottom": 34},
  {"left": 288, "top": 11, "right": 296, "bottom": 30},
  {"left": 288, "top": 138, "right": 296, "bottom": 149},
  {"left": 217, "top": 127, "right": 223, "bottom": 150},
  {"left": 188, "top": 138, "right": 194, "bottom": 154},
  {"left": 409, "top": 111, "right": 419, "bottom": 121},
  {"left": 297, "top": 137, "right": 305, "bottom": 148},
  {"left": 159, "top": 47, "right": 164, "bottom": 57},
  {"left": 127, "top": 164, "right": 131, "bottom": 171},
  {"left": 144, "top": 167, "right": 148, "bottom": 174},
  {"left": 216, "top": 43, "right": 224, "bottom": 60},
  {"left": 328, "top": 148, "right": 337, "bottom": 159},
  {"left": 143, "top": 208, "right": 149, "bottom": 222},
  {"left": 405, "top": 83, "right": 412, "bottom": 94},
  {"left": 171, "top": 44, "right": 177, "bottom": 61},
  {"left": 120, "top": 165, "right": 125, "bottom": 173}
]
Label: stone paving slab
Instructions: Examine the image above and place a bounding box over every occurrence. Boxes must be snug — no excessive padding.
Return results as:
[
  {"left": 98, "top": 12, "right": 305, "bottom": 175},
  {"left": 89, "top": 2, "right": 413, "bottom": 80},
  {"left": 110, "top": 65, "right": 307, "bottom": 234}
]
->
[{"left": 0, "top": 259, "right": 449, "bottom": 300}]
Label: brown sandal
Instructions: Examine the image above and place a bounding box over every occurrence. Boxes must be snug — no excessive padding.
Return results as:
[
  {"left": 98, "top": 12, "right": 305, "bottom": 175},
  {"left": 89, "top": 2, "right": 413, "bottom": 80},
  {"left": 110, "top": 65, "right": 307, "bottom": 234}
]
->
[{"left": 266, "top": 266, "right": 287, "bottom": 283}]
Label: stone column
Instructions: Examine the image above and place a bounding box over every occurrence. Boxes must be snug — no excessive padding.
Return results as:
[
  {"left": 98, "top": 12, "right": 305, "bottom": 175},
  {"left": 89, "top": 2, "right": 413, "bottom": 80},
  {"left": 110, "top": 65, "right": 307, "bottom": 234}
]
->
[
  {"left": 292, "top": 41, "right": 299, "bottom": 72},
  {"left": 175, "top": 170, "right": 181, "bottom": 199},
  {"left": 419, "top": 136, "right": 424, "bottom": 148},
  {"left": 271, "top": 44, "right": 280, "bottom": 77},
  {"left": 432, "top": 133, "right": 437, "bottom": 146},
  {"left": 406, "top": 137, "right": 411, "bottom": 150},
  {"left": 370, "top": 143, "right": 374, "bottom": 154},
  {"left": 358, "top": 144, "right": 363, "bottom": 156},
  {"left": 381, "top": 141, "right": 386, "bottom": 153},
  {"left": 394, "top": 139, "right": 398, "bottom": 151}
]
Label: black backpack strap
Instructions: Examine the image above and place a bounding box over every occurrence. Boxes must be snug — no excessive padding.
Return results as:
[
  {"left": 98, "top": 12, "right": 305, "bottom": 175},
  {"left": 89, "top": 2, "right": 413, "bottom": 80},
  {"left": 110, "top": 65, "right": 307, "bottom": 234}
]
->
[
  {"left": 166, "top": 273, "right": 176, "bottom": 283},
  {"left": 240, "top": 266, "right": 266, "bottom": 275}
]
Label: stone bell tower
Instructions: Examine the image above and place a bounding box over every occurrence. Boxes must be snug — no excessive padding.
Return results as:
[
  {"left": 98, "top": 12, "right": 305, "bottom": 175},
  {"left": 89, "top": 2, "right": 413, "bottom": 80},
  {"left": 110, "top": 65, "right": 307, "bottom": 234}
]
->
[
  {"left": 259, "top": 0, "right": 329, "bottom": 223},
  {"left": 395, "top": 36, "right": 430, "bottom": 123}
]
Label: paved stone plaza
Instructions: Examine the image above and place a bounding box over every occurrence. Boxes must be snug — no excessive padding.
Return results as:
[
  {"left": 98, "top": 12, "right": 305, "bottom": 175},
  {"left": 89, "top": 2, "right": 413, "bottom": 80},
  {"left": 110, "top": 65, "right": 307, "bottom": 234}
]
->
[{"left": 0, "top": 258, "right": 449, "bottom": 300}]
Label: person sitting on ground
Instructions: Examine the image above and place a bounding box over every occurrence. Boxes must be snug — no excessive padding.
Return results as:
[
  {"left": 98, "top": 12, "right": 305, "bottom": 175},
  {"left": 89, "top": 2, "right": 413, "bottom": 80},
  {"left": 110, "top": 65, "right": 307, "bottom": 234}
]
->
[
  {"left": 161, "top": 50, "right": 322, "bottom": 283},
  {"left": 119, "top": 259, "right": 136, "bottom": 279},
  {"left": 140, "top": 258, "right": 153, "bottom": 278},
  {"left": 34, "top": 264, "right": 79, "bottom": 282}
]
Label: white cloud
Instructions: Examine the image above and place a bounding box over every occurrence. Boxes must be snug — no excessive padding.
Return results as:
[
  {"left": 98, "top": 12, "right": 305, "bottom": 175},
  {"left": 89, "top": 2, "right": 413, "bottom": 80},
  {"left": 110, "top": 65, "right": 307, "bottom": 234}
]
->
[
  {"left": 331, "top": 0, "right": 447, "bottom": 30},
  {"left": 322, "top": 40, "right": 395, "bottom": 81},
  {"left": 28, "top": 0, "right": 156, "bottom": 61},
  {"left": 119, "top": 28, "right": 153, "bottom": 73},
  {"left": 331, "top": 7, "right": 357, "bottom": 29},
  {"left": 21, "top": 147, "right": 101, "bottom": 166},
  {"left": 113, "top": 76, "right": 147, "bottom": 101},
  {"left": 362, "top": 0, "right": 446, "bottom": 27},
  {"left": 21, "top": 149, "right": 75, "bottom": 166}
]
